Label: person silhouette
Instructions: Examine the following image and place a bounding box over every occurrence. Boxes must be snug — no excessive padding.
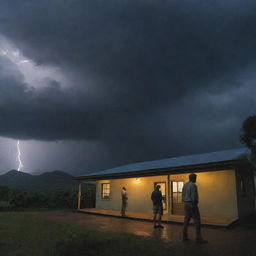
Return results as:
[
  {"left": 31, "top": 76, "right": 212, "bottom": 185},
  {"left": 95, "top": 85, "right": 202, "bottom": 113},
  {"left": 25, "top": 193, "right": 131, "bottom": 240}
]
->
[
  {"left": 121, "top": 187, "right": 128, "bottom": 217},
  {"left": 182, "top": 173, "right": 208, "bottom": 243},
  {"left": 151, "top": 185, "right": 164, "bottom": 228}
]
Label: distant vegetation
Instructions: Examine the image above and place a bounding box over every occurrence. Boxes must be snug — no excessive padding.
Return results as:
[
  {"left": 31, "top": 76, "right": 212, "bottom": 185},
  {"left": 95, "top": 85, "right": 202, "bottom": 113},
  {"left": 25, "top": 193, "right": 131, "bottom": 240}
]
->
[
  {"left": 9, "top": 190, "right": 77, "bottom": 209},
  {"left": 0, "top": 170, "right": 95, "bottom": 210},
  {"left": 0, "top": 184, "right": 95, "bottom": 210}
]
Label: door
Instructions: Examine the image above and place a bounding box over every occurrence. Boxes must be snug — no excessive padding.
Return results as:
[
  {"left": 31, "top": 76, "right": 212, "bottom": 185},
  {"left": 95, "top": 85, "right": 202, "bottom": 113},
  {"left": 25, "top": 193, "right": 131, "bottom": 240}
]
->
[{"left": 171, "top": 181, "right": 184, "bottom": 215}]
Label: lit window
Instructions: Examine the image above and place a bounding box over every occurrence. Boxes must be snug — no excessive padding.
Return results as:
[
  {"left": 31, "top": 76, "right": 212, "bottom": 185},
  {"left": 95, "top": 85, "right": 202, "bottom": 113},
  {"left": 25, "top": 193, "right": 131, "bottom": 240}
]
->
[
  {"left": 101, "top": 183, "right": 110, "bottom": 199},
  {"left": 172, "top": 181, "right": 184, "bottom": 203}
]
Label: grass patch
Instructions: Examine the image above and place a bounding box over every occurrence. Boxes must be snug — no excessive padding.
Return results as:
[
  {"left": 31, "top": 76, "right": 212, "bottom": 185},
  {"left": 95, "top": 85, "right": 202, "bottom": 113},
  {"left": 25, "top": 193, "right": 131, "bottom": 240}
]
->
[{"left": 0, "top": 212, "right": 169, "bottom": 256}]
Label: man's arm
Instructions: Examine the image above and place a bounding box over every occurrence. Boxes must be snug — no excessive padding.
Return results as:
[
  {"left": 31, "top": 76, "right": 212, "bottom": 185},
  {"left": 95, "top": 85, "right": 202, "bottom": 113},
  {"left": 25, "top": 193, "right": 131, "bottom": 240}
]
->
[
  {"left": 182, "top": 185, "right": 186, "bottom": 202},
  {"left": 191, "top": 184, "right": 199, "bottom": 205},
  {"left": 151, "top": 191, "right": 154, "bottom": 202}
]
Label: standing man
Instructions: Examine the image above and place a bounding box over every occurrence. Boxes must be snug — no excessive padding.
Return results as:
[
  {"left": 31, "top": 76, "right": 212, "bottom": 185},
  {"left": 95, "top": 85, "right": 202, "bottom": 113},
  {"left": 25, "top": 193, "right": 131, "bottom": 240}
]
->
[
  {"left": 121, "top": 187, "right": 128, "bottom": 217},
  {"left": 182, "top": 173, "right": 208, "bottom": 243},
  {"left": 151, "top": 185, "right": 164, "bottom": 228}
]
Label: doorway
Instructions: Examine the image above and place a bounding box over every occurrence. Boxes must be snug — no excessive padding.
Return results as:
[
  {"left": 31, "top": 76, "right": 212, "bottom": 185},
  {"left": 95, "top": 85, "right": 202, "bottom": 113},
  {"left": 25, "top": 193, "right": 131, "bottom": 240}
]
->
[{"left": 171, "top": 181, "right": 184, "bottom": 215}]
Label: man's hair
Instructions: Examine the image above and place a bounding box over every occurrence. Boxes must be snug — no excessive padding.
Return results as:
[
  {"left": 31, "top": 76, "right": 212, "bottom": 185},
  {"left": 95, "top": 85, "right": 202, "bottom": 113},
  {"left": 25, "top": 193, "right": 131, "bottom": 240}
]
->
[
  {"left": 189, "top": 173, "right": 197, "bottom": 181},
  {"left": 122, "top": 187, "right": 126, "bottom": 190},
  {"left": 155, "top": 185, "right": 161, "bottom": 190}
]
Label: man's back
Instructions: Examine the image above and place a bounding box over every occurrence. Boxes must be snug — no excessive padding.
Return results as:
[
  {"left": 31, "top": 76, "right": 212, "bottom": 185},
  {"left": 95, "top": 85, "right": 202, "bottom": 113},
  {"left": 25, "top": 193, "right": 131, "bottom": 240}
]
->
[
  {"left": 151, "top": 190, "right": 163, "bottom": 206},
  {"left": 182, "top": 181, "right": 198, "bottom": 203},
  {"left": 121, "top": 189, "right": 128, "bottom": 201}
]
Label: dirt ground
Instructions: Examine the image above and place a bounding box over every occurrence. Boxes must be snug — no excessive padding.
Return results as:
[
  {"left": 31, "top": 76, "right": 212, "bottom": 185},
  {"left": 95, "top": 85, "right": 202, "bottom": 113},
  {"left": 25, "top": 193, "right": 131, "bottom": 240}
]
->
[{"left": 39, "top": 210, "right": 256, "bottom": 256}]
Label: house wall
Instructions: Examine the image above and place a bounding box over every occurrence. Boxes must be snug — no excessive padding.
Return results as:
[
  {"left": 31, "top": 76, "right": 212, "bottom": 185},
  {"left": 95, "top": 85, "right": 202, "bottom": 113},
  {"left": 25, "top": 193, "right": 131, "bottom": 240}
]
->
[
  {"left": 95, "top": 169, "right": 238, "bottom": 218},
  {"left": 170, "top": 170, "right": 238, "bottom": 219},
  {"left": 96, "top": 175, "right": 168, "bottom": 214},
  {"left": 235, "top": 165, "right": 255, "bottom": 219}
]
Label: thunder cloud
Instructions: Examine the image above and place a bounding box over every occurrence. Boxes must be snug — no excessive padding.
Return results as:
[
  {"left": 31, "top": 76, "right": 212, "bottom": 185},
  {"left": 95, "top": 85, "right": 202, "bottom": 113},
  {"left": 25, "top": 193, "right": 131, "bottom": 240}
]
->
[{"left": 0, "top": 0, "right": 255, "bottom": 174}]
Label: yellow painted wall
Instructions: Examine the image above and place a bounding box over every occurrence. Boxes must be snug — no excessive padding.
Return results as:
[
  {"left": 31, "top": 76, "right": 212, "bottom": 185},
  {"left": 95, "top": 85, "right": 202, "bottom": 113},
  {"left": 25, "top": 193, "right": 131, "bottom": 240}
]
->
[
  {"left": 95, "top": 170, "right": 238, "bottom": 218},
  {"left": 96, "top": 176, "right": 168, "bottom": 214},
  {"left": 170, "top": 170, "right": 238, "bottom": 218}
]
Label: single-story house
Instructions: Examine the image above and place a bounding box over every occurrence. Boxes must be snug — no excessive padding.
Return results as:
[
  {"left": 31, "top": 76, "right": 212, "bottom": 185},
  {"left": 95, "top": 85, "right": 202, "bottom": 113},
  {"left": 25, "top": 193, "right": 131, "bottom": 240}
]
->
[{"left": 76, "top": 148, "right": 256, "bottom": 222}]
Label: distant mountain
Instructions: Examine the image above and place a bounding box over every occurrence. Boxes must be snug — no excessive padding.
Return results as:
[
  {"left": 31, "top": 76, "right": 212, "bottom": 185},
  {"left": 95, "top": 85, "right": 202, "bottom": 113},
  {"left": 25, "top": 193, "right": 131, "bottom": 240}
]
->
[{"left": 0, "top": 170, "right": 80, "bottom": 191}]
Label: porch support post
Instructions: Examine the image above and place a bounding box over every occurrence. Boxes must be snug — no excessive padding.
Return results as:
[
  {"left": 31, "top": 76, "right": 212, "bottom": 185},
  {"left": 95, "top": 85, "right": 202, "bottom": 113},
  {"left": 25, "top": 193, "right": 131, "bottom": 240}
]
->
[
  {"left": 167, "top": 174, "right": 171, "bottom": 214},
  {"left": 77, "top": 182, "right": 82, "bottom": 210}
]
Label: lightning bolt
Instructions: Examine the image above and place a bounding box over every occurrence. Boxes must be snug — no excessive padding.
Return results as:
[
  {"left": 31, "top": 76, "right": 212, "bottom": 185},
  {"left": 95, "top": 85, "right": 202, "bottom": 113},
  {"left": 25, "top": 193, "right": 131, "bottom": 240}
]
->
[{"left": 17, "top": 140, "right": 23, "bottom": 171}]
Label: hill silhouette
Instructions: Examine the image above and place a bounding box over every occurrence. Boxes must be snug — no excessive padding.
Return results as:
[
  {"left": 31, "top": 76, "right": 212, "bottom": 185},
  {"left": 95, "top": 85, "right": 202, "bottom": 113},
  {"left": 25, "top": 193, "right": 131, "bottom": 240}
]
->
[{"left": 0, "top": 170, "right": 79, "bottom": 191}]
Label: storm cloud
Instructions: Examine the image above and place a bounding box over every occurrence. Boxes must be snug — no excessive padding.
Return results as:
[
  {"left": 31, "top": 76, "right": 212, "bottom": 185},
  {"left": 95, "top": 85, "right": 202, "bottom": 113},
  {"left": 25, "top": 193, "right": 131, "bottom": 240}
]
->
[{"left": 0, "top": 0, "right": 255, "bottom": 174}]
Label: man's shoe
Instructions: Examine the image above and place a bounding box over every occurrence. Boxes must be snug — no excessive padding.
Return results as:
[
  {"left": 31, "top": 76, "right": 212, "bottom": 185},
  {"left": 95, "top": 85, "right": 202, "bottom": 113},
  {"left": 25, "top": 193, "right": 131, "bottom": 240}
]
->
[
  {"left": 183, "top": 237, "right": 190, "bottom": 242},
  {"left": 157, "top": 225, "right": 164, "bottom": 228},
  {"left": 196, "top": 238, "right": 208, "bottom": 244}
]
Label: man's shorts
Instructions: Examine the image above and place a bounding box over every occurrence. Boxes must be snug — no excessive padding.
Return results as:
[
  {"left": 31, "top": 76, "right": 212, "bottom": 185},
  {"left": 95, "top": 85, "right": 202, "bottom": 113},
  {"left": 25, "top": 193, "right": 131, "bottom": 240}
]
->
[{"left": 153, "top": 205, "right": 163, "bottom": 215}]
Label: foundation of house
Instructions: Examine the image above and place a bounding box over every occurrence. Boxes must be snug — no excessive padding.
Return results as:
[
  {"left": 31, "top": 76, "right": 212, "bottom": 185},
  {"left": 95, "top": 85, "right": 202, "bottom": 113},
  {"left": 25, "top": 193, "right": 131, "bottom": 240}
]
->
[{"left": 77, "top": 208, "right": 237, "bottom": 227}]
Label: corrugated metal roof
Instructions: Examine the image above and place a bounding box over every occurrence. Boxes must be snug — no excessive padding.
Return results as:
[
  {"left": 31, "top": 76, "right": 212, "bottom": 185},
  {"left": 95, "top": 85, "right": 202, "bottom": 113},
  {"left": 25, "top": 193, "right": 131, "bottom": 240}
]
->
[{"left": 78, "top": 148, "right": 249, "bottom": 178}]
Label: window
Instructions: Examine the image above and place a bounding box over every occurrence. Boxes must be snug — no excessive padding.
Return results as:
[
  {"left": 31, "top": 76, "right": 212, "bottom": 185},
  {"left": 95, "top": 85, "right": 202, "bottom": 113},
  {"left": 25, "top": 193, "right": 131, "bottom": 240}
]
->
[
  {"left": 240, "top": 178, "right": 247, "bottom": 197},
  {"left": 101, "top": 183, "right": 110, "bottom": 199},
  {"left": 172, "top": 181, "right": 184, "bottom": 203},
  {"left": 154, "top": 182, "right": 167, "bottom": 210}
]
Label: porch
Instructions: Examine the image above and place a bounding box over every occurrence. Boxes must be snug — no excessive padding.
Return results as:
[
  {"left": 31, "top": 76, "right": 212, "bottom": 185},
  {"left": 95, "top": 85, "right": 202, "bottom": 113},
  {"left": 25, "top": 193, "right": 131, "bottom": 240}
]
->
[{"left": 77, "top": 208, "right": 237, "bottom": 227}]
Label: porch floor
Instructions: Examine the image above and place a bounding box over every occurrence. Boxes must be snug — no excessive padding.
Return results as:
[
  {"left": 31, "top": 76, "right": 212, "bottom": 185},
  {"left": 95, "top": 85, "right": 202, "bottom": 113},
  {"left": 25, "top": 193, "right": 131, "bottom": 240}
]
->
[{"left": 77, "top": 208, "right": 237, "bottom": 227}]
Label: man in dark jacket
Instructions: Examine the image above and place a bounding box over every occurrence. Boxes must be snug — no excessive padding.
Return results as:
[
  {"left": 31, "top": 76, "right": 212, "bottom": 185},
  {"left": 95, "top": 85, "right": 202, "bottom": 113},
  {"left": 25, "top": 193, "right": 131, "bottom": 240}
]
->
[{"left": 151, "top": 185, "right": 164, "bottom": 228}]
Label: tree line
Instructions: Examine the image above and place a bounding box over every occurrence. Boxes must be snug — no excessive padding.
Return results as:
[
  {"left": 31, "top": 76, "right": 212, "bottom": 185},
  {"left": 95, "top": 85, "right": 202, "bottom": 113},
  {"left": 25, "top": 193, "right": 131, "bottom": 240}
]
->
[{"left": 0, "top": 185, "right": 95, "bottom": 210}]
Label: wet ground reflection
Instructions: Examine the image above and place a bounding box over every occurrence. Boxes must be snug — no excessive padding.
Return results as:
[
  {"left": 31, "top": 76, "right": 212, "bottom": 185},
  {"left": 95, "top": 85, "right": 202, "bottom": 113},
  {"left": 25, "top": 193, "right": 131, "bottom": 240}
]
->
[
  {"left": 39, "top": 210, "right": 256, "bottom": 256},
  {"left": 133, "top": 230, "right": 152, "bottom": 237},
  {"left": 80, "top": 213, "right": 182, "bottom": 242}
]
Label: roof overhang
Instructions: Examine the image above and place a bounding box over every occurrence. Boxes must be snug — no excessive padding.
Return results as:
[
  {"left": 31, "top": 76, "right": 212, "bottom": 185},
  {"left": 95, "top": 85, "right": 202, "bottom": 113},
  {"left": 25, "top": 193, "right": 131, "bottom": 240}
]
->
[{"left": 75, "top": 160, "right": 245, "bottom": 181}]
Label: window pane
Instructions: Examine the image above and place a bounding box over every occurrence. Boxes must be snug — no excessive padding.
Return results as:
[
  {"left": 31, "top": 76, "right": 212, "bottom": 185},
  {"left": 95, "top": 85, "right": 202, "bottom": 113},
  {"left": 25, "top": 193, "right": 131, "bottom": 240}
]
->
[
  {"left": 173, "top": 192, "right": 178, "bottom": 203},
  {"left": 162, "top": 200, "right": 166, "bottom": 209},
  {"left": 178, "top": 182, "right": 184, "bottom": 192},
  {"left": 177, "top": 193, "right": 182, "bottom": 203},
  {"left": 102, "top": 183, "right": 110, "bottom": 199},
  {"left": 172, "top": 182, "right": 177, "bottom": 192}
]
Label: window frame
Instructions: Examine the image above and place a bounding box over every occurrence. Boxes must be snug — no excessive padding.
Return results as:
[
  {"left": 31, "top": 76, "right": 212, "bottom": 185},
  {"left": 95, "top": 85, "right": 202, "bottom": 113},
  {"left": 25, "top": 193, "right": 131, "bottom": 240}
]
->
[
  {"left": 101, "top": 183, "right": 110, "bottom": 200},
  {"left": 171, "top": 180, "right": 184, "bottom": 204}
]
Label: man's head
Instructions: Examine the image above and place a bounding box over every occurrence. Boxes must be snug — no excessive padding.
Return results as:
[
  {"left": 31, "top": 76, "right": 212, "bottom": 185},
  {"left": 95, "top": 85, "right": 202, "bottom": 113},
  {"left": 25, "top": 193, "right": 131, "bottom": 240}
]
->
[
  {"left": 155, "top": 185, "right": 161, "bottom": 190},
  {"left": 189, "top": 173, "right": 197, "bottom": 183},
  {"left": 122, "top": 187, "right": 126, "bottom": 190}
]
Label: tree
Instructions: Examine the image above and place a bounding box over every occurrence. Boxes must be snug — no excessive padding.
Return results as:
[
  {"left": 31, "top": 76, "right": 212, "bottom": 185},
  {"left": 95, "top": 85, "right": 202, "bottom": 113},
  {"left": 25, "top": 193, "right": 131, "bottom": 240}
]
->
[{"left": 240, "top": 116, "right": 256, "bottom": 167}]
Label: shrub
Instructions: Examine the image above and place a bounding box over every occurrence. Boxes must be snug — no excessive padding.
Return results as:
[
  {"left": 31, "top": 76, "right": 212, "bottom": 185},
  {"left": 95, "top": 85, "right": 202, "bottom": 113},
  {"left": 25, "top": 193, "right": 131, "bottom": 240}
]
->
[{"left": 9, "top": 190, "right": 78, "bottom": 209}]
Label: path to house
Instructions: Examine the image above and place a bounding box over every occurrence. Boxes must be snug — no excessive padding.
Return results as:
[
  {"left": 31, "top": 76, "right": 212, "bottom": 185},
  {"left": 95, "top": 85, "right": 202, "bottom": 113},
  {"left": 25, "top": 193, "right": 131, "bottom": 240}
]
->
[{"left": 39, "top": 210, "right": 256, "bottom": 256}]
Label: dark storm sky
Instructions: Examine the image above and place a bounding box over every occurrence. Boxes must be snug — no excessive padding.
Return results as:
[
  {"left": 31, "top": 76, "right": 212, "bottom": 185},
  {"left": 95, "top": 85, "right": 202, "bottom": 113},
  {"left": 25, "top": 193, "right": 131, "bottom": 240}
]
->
[{"left": 0, "top": 0, "right": 255, "bottom": 175}]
